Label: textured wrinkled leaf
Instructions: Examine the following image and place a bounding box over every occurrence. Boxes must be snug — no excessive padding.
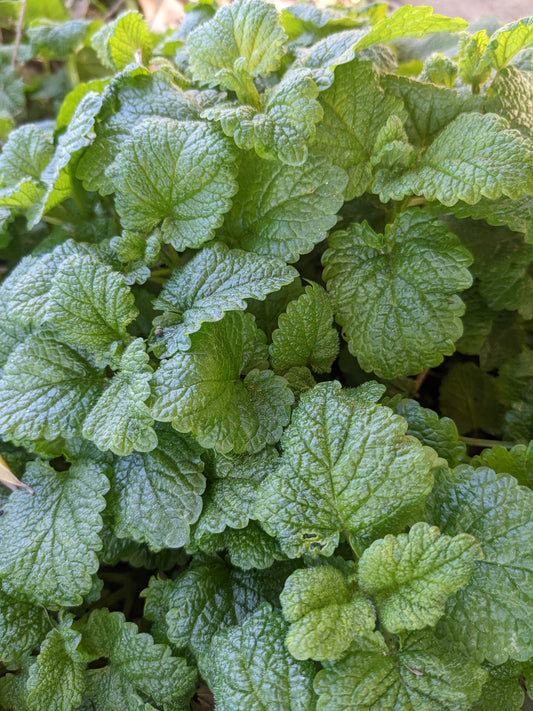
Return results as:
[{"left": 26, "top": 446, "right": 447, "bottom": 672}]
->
[
  {"left": 205, "top": 69, "right": 322, "bottom": 165},
  {"left": 471, "top": 663, "right": 525, "bottom": 711},
  {"left": 454, "top": 284, "right": 496, "bottom": 356},
  {"left": 82, "top": 608, "right": 197, "bottom": 705},
  {"left": 270, "top": 282, "right": 338, "bottom": 375},
  {"left": 26, "top": 624, "right": 86, "bottom": 711},
  {"left": 111, "top": 117, "right": 238, "bottom": 251},
  {"left": 358, "top": 522, "right": 482, "bottom": 633},
  {"left": 199, "top": 604, "right": 315, "bottom": 711},
  {"left": 247, "top": 278, "right": 304, "bottom": 340},
  {"left": 207, "top": 521, "right": 284, "bottom": 571},
  {"left": 47, "top": 255, "right": 137, "bottom": 363},
  {"left": 151, "top": 311, "right": 293, "bottom": 453},
  {"left": 378, "top": 112, "right": 533, "bottom": 206},
  {"left": 81, "top": 667, "right": 145, "bottom": 711},
  {"left": 0, "top": 332, "right": 105, "bottom": 443},
  {"left": 151, "top": 241, "right": 297, "bottom": 357},
  {"left": 315, "top": 60, "right": 406, "bottom": 200},
  {"left": 28, "top": 91, "right": 103, "bottom": 227},
  {"left": 487, "top": 66, "right": 533, "bottom": 138},
  {"left": 0, "top": 292, "right": 32, "bottom": 371},
  {"left": 0, "top": 123, "right": 54, "bottom": 185},
  {"left": 0, "top": 588, "right": 49, "bottom": 664},
  {"left": 456, "top": 222, "right": 533, "bottom": 320},
  {"left": 225, "top": 149, "right": 346, "bottom": 262},
  {"left": 91, "top": 11, "right": 154, "bottom": 70},
  {"left": 387, "top": 397, "right": 467, "bottom": 466},
  {"left": 381, "top": 73, "right": 480, "bottom": 145},
  {"left": 352, "top": 4, "right": 467, "bottom": 53},
  {"left": 28, "top": 19, "right": 91, "bottom": 59},
  {"left": 165, "top": 557, "right": 288, "bottom": 656},
  {"left": 77, "top": 72, "right": 199, "bottom": 197},
  {"left": 188, "top": 0, "right": 287, "bottom": 86},
  {"left": 255, "top": 381, "right": 439, "bottom": 557},
  {"left": 0, "top": 459, "right": 108, "bottom": 608},
  {"left": 83, "top": 339, "right": 157, "bottom": 456},
  {"left": 436, "top": 194, "right": 533, "bottom": 242},
  {"left": 314, "top": 630, "right": 487, "bottom": 711},
  {"left": 323, "top": 210, "right": 472, "bottom": 379},
  {"left": 432, "top": 466, "right": 533, "bottom": 664},
  {"left": 484, "top": 16, "right": 533, "bottom": 70},
  {"left": 192, "top": 448, "right": 278, "bottom": 542},
  {"left": 280, "top": 566, "right": 375, "bottom": 661},
  {"left": 109, "top": 425, "right": 205, "bottom": 551},
  {"left": 439, "top": 362, "right": 504, "bottom": 436},
  {"left": 498, "top": 351, "right": 533, "bottom": 407}
]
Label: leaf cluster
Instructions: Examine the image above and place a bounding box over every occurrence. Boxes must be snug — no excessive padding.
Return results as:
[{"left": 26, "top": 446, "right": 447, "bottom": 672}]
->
[{"left": 0, "top": 1, "right": 532, "bottom": 709}]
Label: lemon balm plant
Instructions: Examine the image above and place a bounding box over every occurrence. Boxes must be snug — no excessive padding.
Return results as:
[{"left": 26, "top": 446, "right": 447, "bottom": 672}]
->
[{"left": 0, "top": 0, "right": 533, "bottom": 708}]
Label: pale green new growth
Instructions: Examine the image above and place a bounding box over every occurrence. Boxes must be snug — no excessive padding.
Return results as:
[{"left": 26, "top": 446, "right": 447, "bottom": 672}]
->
[
  {"left": 280, "top": 566, "right": 375, "bottom": 661},
  {"left": 188, "top": 0, "right": 288, "bottom": 87},
  {"left": 358, "top": 522, "right": 482, "bottom": 633}
]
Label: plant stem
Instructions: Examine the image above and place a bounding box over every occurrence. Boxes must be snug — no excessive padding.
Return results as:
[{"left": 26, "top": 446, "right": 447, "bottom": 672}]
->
[
  {"left": 66, "top": 54, "right": 80, "bottom": 88},
  {"left": 10, "top": 0, "right": 26, "bottom": 70},
  {"left": 460, "top": 436, "right": 515, "bottom": 450}
]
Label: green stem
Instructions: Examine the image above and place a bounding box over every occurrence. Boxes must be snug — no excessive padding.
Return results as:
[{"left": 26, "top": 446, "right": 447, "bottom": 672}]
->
[
  {"left": 66, "top": 54, "right": 80, "bottom": 88},
  {"left": 10, "top": 0, "right": 26, "bottom": 70},
  {"left": 460, "top": 436, "right": 515, "bottom": 450}
]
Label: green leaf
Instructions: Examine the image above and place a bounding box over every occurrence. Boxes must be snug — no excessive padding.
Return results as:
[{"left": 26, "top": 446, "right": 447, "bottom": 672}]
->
[
  {"left": 473, "top": 443, "right": 533, "bottom": 490},
  {"left": 188, "top": 0, "right": 288, "bottom": 87},
  {"left": 28, "top": 91, "right": 104, "bottom": 227},
  {"left": 207, "top": 521, "right": 284, "bottom": 571},
  {"left": 323, "top": 210, "right": 473, "bottom": 379},
  {"left": 380, "top": 73, "right": 480, "bottom": 146},
  {"left": 270, "top": 282, "right": 338, "bottom": 375},
  {"left": 0, "top": 673, "right": 27, "bottom": 711},
  {"left": 315, "top": 60, "right": 406, "bottom": 200},
  {"left": 83, "top": 339, "right": 157, "bottom": 456},
  {"left": 352, "top": 4, "right": 468, "bottom": 53},
  {"left": 26, "top": 623, "right": 86, "bottom": 711},
  {"left": 0, "top": 123, "right": 54, "bottom": 186},
  {"left": 224, "top": 149, "right": 347, "bottom": 262},
  {"left": 247, "top": 278, "right": 304, "bottom": 340},
  {"left": 151, "top": 241, "right": 297, "bottom": 357},
  {"left": 0, "top": 291, "right": 32, "bottom": 371},
  {"left": 471, "top": 662, "right": 525, "bottom": 711},
  {"left": 205, "top": 69, "right": 322, "bottom": 166},
  {"left": 81, "top": 667, "right": 145, "bottom": 711},
  {"left": 280, "top": 566, "right": 375, "bottom": 661},
  {"left": 0, "top": 458, "right": 108, "bottom": 608},
  {"left": 454, "top": 284, "right": 496, "bottom": 356},
  {"left": 151, "top": 311, "right": 293, "bottom": 453},
  {"left": 435, "top": 195, "right": 533, "bottom": 243},
  {"left": 358, "top": 522, "right": 482, "bottom": 633},
  {"left": 255, "top": 381, "right": 439, "bottom": 557},
  {"left": 192, "top": 448, "right": 278, "bottom": 541},
  {"left": 76, "top": 71, "right": 199, "bottom": 197},
  {"left": 503, "top": 402, "right": 533, "bottom": 443},
  {"left": 487, "top": 66, "right": 533, "bottom": 139},
  {"left": 199, "top": 603, "right": 316, "bottom": 711},
  {"left": 314, "top": 629, "right": 487, "bottom": 711},
  {"left": 0, "top": 588, "right": 49, "bottom": 664},
  {"left": 458, "top": 31, "right": 492, "bottom": 89},
  {"left": 377, "top": 112, "right": 533, "bottom": 206},
  {"left": 439, "top": 362, "right": 504, "bottom": 436},
  {"left": 164, "top": 557, "right": 289, "bottom": 657},
  {"left": 108, "top": 425, "right": 205, "bottom": 551},
  {"left": 433, "top": 466, "right": 533, "bottom": 664},
  {"left": 28, "top": 19, "right": 91, "bottom": 59},
  {"left": 0, "top": 332, "right": 105, "bottom": 443},
  {"left": 386, "top": 397, "right": 467, "bottom": 467},
  {"left": 498, "top": 351, "right": 533, "bottom": 406},
  {"left": 91, "top": 11, "right": 154, "bottom": 70},
  {"left": 81, "top": 608, "right": 197, "bottom": 705},
  {"left": 47, "top": 255, "right": 137, "bottom": 363},
  {"left": 484, "top": 16, "right": 533, "bottom": 71},
  {"left": 110, "top": 118, "right": 238, "bottom": 251}
]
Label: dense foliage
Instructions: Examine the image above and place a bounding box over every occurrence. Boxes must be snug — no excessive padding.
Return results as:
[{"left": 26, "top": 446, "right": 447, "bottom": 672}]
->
[{"left": 0, "top": 0, "right": 533, "bottom": 708}]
